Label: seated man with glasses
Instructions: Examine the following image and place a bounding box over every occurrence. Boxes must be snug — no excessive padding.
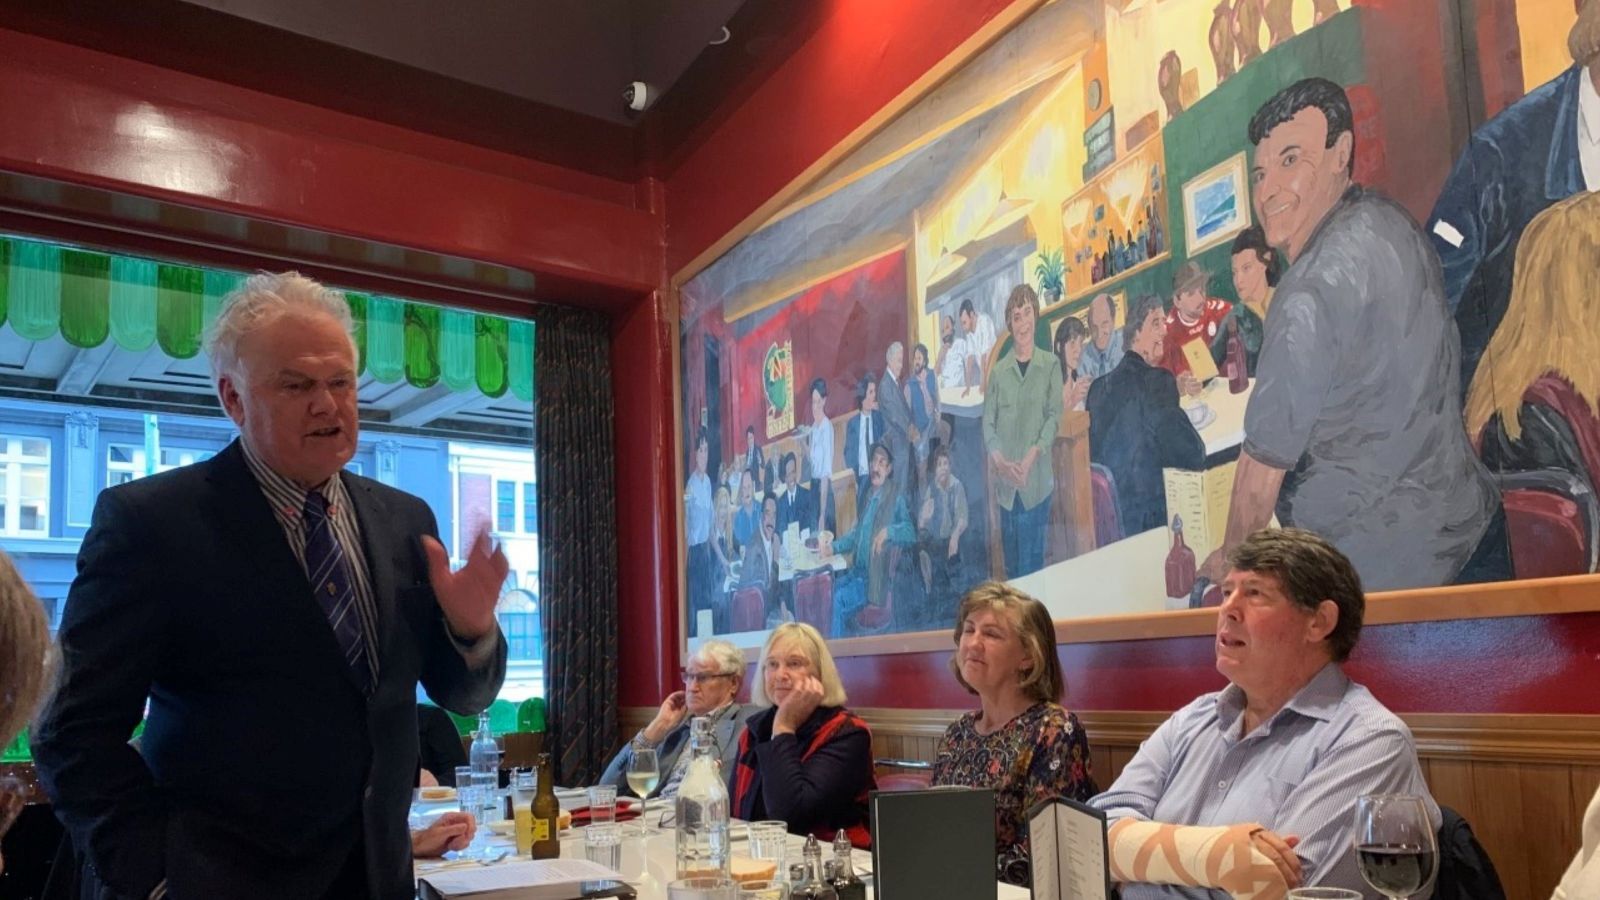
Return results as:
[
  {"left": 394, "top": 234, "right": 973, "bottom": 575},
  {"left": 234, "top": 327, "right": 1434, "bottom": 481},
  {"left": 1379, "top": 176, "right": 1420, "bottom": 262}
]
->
[{"left": 600, "top": 638, "right": 753, "bottom": 801}]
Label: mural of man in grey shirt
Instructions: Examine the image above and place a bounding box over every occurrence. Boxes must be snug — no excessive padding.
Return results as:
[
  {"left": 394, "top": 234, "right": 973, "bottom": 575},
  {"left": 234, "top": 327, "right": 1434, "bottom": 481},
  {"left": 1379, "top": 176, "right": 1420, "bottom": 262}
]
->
[{"left": 1200, "top": 78, "right": 1503, "bottom": 591}]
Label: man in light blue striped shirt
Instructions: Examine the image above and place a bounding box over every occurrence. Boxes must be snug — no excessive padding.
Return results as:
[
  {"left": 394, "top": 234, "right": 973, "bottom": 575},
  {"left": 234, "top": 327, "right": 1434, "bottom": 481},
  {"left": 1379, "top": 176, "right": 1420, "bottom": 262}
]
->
[{"left": 1092, "top": 528, "right": 1439, "bottom": 898}]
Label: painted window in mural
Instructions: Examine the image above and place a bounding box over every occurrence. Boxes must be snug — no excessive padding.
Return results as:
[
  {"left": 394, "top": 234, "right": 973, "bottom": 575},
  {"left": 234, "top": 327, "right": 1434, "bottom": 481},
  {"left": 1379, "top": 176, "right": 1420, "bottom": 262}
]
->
[{"left": 680, "top": 0, "right": 1599, "bottom": 648}]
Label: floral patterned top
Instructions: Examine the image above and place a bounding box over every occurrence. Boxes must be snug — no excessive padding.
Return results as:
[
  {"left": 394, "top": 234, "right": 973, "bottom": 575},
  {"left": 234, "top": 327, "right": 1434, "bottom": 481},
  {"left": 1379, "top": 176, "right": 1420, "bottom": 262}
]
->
[{"left": 929, "top": 702, "right": 1096, "bottom": 885}]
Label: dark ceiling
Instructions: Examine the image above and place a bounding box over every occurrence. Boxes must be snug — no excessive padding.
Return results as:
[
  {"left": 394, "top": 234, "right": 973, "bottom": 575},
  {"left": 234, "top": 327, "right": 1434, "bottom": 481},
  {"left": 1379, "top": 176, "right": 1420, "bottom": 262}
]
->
[{"left": 0, "top": 0, "right": 821, "bottom": 183}]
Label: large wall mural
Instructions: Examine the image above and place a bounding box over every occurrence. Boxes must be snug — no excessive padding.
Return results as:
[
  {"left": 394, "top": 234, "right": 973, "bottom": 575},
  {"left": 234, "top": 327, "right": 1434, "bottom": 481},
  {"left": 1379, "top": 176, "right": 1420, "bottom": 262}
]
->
[{"left": 678, "top": 0, "right": 1598, "bottom": 647}]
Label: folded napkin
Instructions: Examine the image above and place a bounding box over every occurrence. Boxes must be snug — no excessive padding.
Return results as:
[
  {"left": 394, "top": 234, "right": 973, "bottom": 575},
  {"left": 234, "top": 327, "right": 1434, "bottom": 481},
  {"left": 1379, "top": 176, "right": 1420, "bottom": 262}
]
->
[{"left": 568, "top": 803, "right": 642, "bottom": 826}]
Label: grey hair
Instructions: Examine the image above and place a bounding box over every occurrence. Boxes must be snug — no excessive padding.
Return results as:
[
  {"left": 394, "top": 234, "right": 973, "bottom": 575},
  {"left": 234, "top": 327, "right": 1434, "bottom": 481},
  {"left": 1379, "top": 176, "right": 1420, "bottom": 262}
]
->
[
  {"left": 0, "top": 550, "right": 53, "bottom": 750},
  {"left": 885, "top": 342, "right": 904, "bottom": 368},
  {"left": 204, "top": 271, "right": 356, "bottom": 382},
  {"left": 691, "top": 639, "right": 746, "bottom": 679}
]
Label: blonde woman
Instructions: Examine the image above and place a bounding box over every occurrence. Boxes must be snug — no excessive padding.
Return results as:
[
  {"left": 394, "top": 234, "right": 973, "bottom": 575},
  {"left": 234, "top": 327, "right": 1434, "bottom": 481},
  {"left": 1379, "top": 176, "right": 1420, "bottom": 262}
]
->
[
  {"left": 710, "top": 484, "right": 736, "bottom": 582},
  {"left": 1464, "top": 191, "right": 1600, "bottom": 488},
  {"left": 728, "top": 622, "right": 876, "bottom": 846},
  {"left": 0, "top": 550, "right": 52, "bottom": 874},
  {"left": 930, "top": 582, "right": 1095, "bottom": 886}
]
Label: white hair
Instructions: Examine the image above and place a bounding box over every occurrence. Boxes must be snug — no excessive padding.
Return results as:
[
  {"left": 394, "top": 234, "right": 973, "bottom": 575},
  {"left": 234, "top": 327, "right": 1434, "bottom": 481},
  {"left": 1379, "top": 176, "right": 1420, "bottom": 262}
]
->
[
  {"left": 0, "top": 550, "right": 52, "bottom": 750},
  {"left": 204, "top": 271, "right": 356, "bottom": 382},
  {"left": 749, "top": 622, "right": 848, "bottom": 708},
  {"left": 691, "top": 639, "right": 746, "bottom": 679},
  {"left": 885, "top": 342, "right": 904, "bottom": 366}
]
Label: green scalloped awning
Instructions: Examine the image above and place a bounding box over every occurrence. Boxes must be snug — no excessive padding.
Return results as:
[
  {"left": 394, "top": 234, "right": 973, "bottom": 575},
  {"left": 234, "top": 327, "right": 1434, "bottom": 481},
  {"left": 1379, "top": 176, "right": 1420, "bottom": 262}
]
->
[{"left": 2, "top": 235, "right": 533, "bottom": 399}]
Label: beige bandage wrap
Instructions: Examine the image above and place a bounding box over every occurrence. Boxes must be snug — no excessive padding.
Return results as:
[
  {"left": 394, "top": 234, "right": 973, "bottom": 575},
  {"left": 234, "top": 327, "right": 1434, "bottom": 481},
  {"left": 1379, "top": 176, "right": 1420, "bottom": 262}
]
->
[{"left": 1108, "top": 819, "right": 1290, "bottom": 900}]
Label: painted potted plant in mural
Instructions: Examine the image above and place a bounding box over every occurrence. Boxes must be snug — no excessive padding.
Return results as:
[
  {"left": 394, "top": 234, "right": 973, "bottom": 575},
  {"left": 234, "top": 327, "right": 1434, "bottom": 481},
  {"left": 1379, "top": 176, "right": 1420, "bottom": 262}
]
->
[{"left": 1034, "top": 247, "right": 1066, "bottom": 305}]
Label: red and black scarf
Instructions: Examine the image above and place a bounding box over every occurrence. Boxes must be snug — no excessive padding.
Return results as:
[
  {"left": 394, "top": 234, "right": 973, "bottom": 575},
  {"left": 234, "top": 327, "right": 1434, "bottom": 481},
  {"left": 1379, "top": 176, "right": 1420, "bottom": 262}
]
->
[{"left": 731, "top": 706, "right": 877, "bottom": 849}]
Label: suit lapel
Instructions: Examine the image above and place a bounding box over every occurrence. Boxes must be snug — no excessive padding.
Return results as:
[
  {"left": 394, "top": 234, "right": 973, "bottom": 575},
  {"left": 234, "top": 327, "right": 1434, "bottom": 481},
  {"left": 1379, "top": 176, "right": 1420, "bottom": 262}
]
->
[{"left": 203, "top": 442, "right": 367, "bottom": 694}]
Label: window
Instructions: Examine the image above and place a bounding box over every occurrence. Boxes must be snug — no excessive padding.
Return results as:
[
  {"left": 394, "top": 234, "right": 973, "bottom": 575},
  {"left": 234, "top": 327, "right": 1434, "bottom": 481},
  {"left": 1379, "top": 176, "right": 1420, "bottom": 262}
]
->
[
  {"left": 0, "top": 436, "right": 50, "bottom": 536},
  {"left": 496, "top": 480, "right": 517, "bottom": 532},
  {"left": 522, "top": 481, "right": 536, "bottom": 533},
  {"left": 107, "top": 444, "right": 212, "bottom": 487}
]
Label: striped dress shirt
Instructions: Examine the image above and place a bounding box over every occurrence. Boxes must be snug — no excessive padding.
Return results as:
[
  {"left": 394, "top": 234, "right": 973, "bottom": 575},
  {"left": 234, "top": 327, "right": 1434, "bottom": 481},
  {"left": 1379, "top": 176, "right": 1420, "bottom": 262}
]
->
[
  {"left": 241, "top": 440, "right": 381, "bottom": 684},
  {"left": 1091, "top": 663, "right": 1440, "bottom": 899}
]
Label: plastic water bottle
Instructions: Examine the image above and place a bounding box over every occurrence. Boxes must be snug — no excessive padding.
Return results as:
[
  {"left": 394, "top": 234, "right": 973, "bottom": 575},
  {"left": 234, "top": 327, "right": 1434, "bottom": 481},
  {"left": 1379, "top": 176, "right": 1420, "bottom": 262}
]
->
[{"left": 674, "top": 716, "right": 731, "bottom": 878}]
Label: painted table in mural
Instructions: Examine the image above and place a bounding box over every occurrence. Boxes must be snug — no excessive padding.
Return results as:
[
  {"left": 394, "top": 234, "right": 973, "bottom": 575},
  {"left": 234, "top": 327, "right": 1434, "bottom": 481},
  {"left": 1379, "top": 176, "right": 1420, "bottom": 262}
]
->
[
  {"left": 1011, "top": 526, "right": 1180, "bottom": 620},
  {"left": 1186, "top": 377, "right": 1254, "bottom": 457}
]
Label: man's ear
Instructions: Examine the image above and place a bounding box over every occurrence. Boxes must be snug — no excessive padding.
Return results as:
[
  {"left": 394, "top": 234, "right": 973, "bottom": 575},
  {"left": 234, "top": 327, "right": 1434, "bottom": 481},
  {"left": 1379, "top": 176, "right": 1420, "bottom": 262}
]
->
[
  {"left": 1331, "top": 130, "right": 1354, "bottom": 176},
  {"left": 217, "top": 374, "right": 246, "bottom": 427},
  {"left": 1308, "top": 599, "right": 1339, "bottom": 645}
]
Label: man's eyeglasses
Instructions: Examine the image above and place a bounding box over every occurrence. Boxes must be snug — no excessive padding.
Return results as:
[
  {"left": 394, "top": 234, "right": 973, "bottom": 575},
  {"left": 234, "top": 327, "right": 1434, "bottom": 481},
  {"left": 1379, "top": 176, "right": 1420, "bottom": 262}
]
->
[{"left": 681, "top": 671, "right": 733, "bottom": 685}]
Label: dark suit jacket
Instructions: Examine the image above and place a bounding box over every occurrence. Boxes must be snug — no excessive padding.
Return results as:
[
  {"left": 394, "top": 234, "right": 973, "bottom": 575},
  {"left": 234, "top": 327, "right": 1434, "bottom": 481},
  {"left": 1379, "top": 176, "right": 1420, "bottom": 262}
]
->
[
  {"left": 34, "top": 440, "right": 507, "bottom": 900},
  {"left": 1086, "top": 353, "right": 1206, "bottom": 534},
  {"left": 1429, "top": 64, "right": 1586, "bottom": 392},
  {"left": 418, "top": 704, "right": 469, "bottom": 787},
  {"left": 843, "top": 409, "right": 886, "bottom": 499}
]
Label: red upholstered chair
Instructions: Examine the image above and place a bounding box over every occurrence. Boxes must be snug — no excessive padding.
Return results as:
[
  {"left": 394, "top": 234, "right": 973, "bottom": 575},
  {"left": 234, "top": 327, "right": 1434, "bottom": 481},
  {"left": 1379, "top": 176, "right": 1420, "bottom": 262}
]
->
[
  {"left": 853, "top": 548, "right": 901, "bottom": 634},
  {"left": 794, "top": 570, "right": 833, "bottom": 636},
  {"left": 1524, "top": 374, "right": 1600, "bottom": 491},
  {"left": 1496, "top": 469, "right": 1598, "bottom": 578},
  {"left": 730, "top": 586, "right": 765, "bottom": 633},
  {"left": 1089, "top": 463, "right": 1123, "bottom": 547}
]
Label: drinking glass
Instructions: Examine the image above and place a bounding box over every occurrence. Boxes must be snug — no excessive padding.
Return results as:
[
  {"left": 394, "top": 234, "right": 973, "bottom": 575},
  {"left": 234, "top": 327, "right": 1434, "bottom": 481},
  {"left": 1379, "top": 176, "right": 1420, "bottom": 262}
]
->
[
  {"left": 745, "top": 821, "right": 790, "bottom": 880},
  {"left": 585, "top": 823, "right": 623, "bottom": 871},
  {"left": 453, "top": 765, "right": 474, "bottom": 791},
  {"left": 668, "top": 877, "right": 738, "bottom": 900},
  {"left": 588, "top": 785, "right": 618, "bottom": 825},
  {"left": 738, "top": 881, "right": 789, "bottom": 900},
  {"left": 1286, "top": 890, "right": 1362, "bottom": 899},
  {"left": 1352, "top": 793, "right": 1438, "bottom": 899},
  {"left": 627, "top": 747, "right": 661, "bottom": 836}
]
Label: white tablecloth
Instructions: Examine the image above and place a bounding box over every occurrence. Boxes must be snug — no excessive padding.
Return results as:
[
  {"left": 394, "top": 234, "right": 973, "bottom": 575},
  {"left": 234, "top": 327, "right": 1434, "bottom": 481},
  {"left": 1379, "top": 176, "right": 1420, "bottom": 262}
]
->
[{"left": 411, "top": 799, "right": 1028, "bottom": 899}]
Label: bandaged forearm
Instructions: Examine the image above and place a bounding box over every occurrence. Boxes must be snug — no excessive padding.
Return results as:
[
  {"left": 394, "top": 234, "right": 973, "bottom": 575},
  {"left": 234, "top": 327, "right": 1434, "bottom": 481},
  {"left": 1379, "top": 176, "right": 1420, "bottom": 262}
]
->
[{"left": 1107, "top": 819, "right": 1290, "bottom": 900}]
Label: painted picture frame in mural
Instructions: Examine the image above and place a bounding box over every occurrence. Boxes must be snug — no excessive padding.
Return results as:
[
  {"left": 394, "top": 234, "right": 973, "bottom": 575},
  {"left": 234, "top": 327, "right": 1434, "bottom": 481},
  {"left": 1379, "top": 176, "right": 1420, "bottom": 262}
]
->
[{"left": 1180, "top": 152, "right": 1250, "bottom": 256}]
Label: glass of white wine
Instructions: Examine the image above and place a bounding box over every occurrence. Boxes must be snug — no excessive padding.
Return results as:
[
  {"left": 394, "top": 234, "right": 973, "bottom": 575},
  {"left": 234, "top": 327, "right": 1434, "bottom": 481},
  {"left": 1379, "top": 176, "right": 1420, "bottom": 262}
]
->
[{"left": 627, "top": 747, "right": 661, "bottom": 836}]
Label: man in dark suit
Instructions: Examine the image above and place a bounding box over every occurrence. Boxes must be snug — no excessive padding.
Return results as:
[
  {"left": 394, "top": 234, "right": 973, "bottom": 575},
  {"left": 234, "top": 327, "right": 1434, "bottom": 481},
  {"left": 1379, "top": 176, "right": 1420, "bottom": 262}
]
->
[
  {"left": 34, "top": 272, "right": 508, "bottom": 900},
  {"left": 877, "top": 342, "right": 919, "bottom": 499},
  {"left": 1086, "top": 294, "right": 1206, "bottom": 534},
  {"left": 843, "top": 375, "right": 885, "bottom": 509}
]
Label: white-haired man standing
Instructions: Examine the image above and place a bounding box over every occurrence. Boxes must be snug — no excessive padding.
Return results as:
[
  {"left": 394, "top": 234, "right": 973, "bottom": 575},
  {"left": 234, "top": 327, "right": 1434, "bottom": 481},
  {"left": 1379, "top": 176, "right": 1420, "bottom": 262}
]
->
[
  {"left": 878, "top": 341, "right": 919, "bottom": 497},
  {"left": 36, "top": 272, "right": 508, "bottom": 900}
]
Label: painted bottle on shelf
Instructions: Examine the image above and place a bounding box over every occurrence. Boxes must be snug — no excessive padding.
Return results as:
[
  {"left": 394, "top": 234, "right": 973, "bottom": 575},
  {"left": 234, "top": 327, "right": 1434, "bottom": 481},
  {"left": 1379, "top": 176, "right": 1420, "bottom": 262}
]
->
[{"left": 1165, "top": 514, "right": 1196, "bottom": 599}]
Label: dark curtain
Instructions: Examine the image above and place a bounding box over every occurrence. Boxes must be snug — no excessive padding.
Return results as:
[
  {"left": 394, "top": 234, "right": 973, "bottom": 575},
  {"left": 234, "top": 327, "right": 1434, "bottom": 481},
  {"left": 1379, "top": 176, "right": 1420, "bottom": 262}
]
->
[{"left": 536, "top": 306, "right": 618, "bottom": 786}]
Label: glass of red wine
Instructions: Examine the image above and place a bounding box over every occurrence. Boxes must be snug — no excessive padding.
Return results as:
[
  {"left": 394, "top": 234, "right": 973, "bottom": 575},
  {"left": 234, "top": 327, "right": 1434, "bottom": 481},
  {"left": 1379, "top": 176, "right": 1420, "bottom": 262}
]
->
[{"left": 1352, "top": 793, "right": 1438, "bottom": 900}]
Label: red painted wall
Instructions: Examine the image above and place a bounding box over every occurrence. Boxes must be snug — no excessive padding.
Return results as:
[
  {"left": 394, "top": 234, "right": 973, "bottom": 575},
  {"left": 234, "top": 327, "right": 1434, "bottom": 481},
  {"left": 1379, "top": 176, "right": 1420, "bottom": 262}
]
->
[{"left": 724, "top": 250, "right": 908, "bottom": 449}]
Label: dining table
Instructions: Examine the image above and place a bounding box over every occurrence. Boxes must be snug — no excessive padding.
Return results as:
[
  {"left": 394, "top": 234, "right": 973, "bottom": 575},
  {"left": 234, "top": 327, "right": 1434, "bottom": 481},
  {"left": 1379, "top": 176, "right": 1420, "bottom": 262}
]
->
[{"left": 410, "top": 788, "right": 1029, "bottom": 899}]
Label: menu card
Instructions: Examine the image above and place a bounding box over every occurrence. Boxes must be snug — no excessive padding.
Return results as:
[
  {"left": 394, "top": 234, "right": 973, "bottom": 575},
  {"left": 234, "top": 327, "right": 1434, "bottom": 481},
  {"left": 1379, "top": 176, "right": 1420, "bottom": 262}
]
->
[{"left": 1027, "top": 797, "right": 1110, "bottom": 900}]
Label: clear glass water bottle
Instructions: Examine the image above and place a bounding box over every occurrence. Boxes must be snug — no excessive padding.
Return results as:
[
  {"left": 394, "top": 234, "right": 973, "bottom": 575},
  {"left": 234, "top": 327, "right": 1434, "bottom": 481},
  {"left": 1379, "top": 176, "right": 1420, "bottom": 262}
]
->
[
  {"left": 674, "top": 716, "right": 731, "bottom": 879},
  {"left": 469, "top": 711, "right": 500, "bottom": 821}
]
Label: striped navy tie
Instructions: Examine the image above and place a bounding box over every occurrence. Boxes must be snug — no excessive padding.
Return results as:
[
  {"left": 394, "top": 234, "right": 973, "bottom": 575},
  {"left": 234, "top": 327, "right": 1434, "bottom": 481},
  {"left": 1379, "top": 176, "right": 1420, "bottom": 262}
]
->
[{"left": 303, "top": 489, "right": 372, "bottom": 690}]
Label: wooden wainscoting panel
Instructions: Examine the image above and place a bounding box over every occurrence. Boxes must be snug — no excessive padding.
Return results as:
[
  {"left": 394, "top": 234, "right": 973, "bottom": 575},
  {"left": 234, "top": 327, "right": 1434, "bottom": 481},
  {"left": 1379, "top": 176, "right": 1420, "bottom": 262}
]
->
[{"left": 853, "top": 707, "right": 1600, "bottom": 900}]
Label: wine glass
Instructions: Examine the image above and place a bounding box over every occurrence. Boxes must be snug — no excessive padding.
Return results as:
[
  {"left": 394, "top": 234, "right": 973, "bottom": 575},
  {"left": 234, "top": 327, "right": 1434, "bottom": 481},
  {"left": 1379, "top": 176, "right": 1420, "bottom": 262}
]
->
[
  {"left": 1352, "top": 793, "right": 1438, "bottom": 899},
  {"left": 627, "top": 747, "right": 661, "bottom": 836}
]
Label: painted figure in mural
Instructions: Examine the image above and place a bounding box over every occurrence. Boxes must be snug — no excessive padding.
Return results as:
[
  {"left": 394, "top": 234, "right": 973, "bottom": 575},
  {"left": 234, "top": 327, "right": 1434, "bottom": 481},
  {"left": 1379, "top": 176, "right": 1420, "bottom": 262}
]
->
[
  {"left": 1159, "top": 51, "right": 1185, "bottom": 120},
  {"left": 1079, "top": 293, "right": 1125, "bottom": 381},
  {"left": 1312, "top": 0, "right": 1340, "bottom": 25},
  {"left": 1428, "top": 1, "right": 1600, "bottom": 395},
  {"left": 878, "top": 342, "right": 920, "bottom": 500},
  {"left": 733, "top": 465, "right": 760, "bottom": 551},
  {"left": 1086, "top": 295, "right": 1205, "bottom": 536},
  {"left": 1208, "top": 1, "right": 1237, "bottom": 83},
  {"left": 1161, "top": 260, "right": 1230, "bottom": 391},
  {"left": 806, "top": 377, "right": 837, "bottom": 536},
  {"left": 1232, "top": 0, "right": 1262, "bottom": 68},
  {"left": 711, "top": 485, "right": 736, "bottom": 595},
  {"left": 845, "top": 374, "right": 885, "bottom": 507},
  {"left": 936, "top": 313, "right": 974, "bottom": 395},
  {"left": 686, "top": 428, "right": 718, "bottom": 632},
  {"left": 1261, "top": 0, "right": 1295, "bottom": 47},
  {"left": 738, "top": 494, "right": 781, "bottom": 607},
  {"left": 1054, "top": 316, "right": 1091, "bottom": 414},
  {"left": 982, "top": 284, "right": 1063, "bottom": 580},
  {"left": 1210, "top": 224, "right": 1281, "bottom": 377},
  {"left": 908, "top": 342, "right": 941, "bottom": 471},
  {"left": 1464, "top": 192, "right": 1600, "bottom": 511},
  {"left": 1200, "top": 78, "right": 1504, "bottom": 592},
  {"left": 959, "top": 298, "right": 999, "bottom": 388},
  {"left": 918, "top": 444, "right": 969, "bottom": 622},
  {"left": 774, "top": 452, "right": 809, "bottom": 536},
  {"left": 823, "top": 442, "right": 915, "bottom": 637},
  {"left": 741, "top": 424, "right": 771, "bottom": 496}
]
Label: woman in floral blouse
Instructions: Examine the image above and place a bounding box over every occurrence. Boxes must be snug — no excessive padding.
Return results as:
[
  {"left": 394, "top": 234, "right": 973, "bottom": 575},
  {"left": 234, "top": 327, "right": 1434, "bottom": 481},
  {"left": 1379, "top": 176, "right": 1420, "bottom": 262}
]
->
[{"left": 930, "top": 581, "right": 1096, "bottom": 885}]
